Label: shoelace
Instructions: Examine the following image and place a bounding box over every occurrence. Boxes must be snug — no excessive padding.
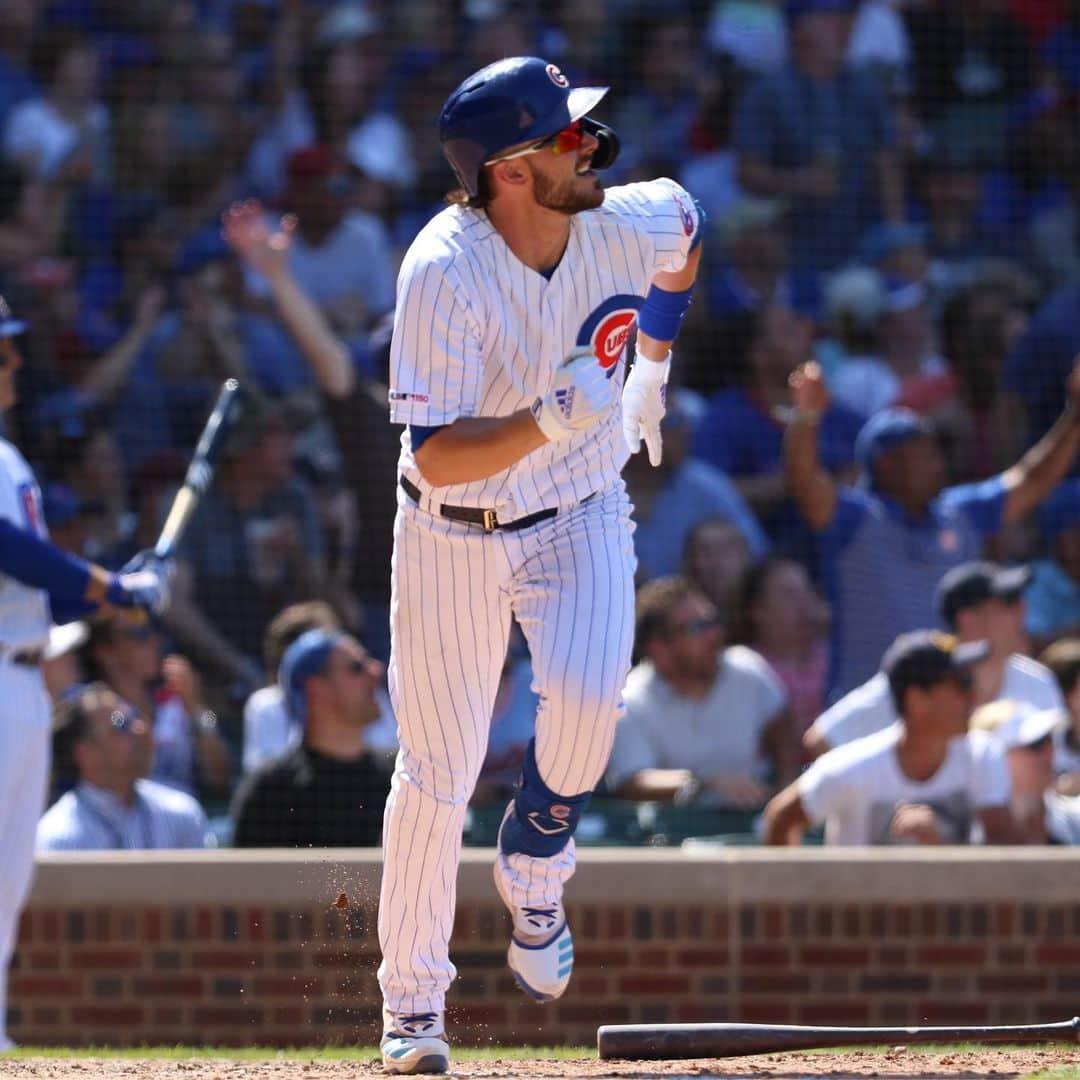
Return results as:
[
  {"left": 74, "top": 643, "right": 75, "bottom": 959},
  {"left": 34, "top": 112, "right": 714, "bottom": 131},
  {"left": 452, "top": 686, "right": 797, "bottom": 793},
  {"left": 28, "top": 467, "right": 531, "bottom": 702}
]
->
[
  {"left": 393, "top": 1013, "right": 440, "bottom": 1037},
  {"left": 521, "top": 905, "right": 560, "bottom": 931}
]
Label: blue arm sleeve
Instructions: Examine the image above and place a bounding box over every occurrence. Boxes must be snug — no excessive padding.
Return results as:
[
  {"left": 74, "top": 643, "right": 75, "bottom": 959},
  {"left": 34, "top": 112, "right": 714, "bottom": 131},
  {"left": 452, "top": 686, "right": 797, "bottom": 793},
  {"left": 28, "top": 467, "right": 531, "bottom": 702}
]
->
[
  {"left": 938, "top": 475, "right": 1009, "bottom": 536},
  {"left": 0, "top": 518, "right": 94, "bottom": 600},
  {"left": 409, "top": 424, "right": 446, "bottom": 453}
]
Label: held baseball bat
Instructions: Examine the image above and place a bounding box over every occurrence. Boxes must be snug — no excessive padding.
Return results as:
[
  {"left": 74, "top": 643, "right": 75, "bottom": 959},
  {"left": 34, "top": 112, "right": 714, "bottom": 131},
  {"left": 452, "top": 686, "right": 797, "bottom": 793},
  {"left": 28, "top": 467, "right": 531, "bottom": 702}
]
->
[
  {"left": 153, "top": 378, "right": 244, "bottom": 560},
  {"left": 597, "top": 1017, "right": 1080, "bottom": 1060}
]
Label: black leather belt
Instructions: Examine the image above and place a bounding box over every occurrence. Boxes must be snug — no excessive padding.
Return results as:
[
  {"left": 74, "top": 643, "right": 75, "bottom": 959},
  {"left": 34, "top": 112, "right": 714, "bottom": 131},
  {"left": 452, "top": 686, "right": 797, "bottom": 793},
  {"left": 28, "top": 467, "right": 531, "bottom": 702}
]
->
[
  {"left": 401, "top": 476, "right": 570, "bottom": 533},
  {"left": 0, "top": 644, "right": 43, "bottom": 667}
]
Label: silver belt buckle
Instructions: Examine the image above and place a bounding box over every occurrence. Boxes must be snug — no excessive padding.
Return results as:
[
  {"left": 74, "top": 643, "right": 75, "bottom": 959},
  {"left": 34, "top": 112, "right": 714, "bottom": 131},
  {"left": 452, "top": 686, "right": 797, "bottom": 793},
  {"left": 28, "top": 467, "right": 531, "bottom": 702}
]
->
[{"left": 482, "top": 509, "right": 499, "bottom": 532}]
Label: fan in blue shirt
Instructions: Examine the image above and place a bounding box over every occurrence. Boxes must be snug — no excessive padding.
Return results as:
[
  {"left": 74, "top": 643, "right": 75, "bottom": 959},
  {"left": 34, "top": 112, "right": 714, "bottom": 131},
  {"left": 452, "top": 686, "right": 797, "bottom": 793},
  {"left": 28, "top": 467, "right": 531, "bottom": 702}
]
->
[{"left": 786, "top": 360, "right": 1080, "bottom": 699}]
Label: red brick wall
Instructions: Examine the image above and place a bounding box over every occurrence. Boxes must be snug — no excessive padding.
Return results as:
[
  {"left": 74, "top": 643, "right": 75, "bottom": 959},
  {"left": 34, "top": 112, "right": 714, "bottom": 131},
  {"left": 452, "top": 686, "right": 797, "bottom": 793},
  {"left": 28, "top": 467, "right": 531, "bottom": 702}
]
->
[{"left": 10, "top": 894, "right": 1080, "bottom": 1047}]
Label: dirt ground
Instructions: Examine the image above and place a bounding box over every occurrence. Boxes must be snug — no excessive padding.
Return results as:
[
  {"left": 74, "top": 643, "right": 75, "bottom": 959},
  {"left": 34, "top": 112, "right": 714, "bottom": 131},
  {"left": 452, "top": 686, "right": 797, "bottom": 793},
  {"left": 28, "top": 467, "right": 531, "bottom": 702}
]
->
[{"left": 0, "top": 1049, "right": 1076, "bottom": 1079}]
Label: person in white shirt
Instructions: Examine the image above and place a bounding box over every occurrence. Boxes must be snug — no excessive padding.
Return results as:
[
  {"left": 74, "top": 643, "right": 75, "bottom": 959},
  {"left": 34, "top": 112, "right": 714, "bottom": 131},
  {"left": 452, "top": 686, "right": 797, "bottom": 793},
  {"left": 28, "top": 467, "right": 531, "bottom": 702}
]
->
[
  {"left": 36, "top": 683, "right": 211, "bottom": 851},
  {"left": 1037, "top": 638, "right": 1080, "bottom": 791},
  {"left": 764, "top": 630, "right": 1016, "bottom": 846},
  {"left": 804, "top": 561, "right": 1065, "bottom": 757},
  {"left": 607, "top": 576, "right": 797, "bottom": 809},
  {"left": 969, "top": 699, "right": 1080, "bottom": 845}
]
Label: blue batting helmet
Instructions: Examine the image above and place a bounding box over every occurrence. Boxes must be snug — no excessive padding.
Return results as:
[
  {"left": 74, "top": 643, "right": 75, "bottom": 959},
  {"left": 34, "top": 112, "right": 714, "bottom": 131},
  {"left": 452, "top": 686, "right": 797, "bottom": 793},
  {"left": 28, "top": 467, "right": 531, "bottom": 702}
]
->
[{"left": 439, "top": 56, "right": 618, "bottom": 197}]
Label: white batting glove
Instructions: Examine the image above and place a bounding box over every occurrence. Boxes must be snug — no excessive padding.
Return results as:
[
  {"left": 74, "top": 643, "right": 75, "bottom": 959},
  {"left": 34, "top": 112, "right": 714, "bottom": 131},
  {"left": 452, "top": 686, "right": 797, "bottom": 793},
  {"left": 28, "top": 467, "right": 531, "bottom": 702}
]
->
[
  {"left": 532, "top": 346, "right": 618, "bottom": 442},
  {"left": 622, "top": 349, "right": 671, "bottom": 466}
]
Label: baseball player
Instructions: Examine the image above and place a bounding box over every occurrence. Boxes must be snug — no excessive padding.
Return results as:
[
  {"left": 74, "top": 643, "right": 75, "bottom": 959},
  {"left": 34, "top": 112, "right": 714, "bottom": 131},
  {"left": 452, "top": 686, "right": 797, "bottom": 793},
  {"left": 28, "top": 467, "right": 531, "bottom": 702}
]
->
[
  {"left": 379, "top": 57, "right": 702, "bottom": 1074},
  {"left": 0, "top": 298, "right": 170, "bottom": 1052}
]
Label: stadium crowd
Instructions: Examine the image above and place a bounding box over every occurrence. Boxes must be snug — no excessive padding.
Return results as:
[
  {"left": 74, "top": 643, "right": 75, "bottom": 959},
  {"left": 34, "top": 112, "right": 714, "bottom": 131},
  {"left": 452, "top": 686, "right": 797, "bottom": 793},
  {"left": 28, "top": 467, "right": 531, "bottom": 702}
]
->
[{"left": 10, "top": 0, "right": 1080, "bottom": 848}]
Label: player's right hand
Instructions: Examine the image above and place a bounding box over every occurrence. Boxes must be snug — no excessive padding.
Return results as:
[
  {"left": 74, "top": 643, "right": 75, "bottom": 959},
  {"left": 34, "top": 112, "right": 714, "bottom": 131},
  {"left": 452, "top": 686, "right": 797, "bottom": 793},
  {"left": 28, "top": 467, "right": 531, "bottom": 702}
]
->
[{"left": 531, "top": 346, "right": 617, "bottom": 442}]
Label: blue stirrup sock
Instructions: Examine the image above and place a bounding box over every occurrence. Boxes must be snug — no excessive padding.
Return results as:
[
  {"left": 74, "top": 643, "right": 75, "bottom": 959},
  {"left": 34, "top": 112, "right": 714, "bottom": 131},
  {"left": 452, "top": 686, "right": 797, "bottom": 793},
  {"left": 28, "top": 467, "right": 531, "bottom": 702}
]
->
[{"left": 498, "top": 739, "right": 591, "bottom": 858}]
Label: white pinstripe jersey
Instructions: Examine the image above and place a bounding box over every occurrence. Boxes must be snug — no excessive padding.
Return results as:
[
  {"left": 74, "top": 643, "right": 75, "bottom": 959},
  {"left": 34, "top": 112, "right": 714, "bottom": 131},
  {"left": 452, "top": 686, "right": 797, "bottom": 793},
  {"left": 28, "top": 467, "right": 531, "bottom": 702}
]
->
[
  {"left": 0, "top": 437, "right": 51, "bottom": 647},
  {"left": 388, "top": 178, "right": 701, "bottom": 517}
]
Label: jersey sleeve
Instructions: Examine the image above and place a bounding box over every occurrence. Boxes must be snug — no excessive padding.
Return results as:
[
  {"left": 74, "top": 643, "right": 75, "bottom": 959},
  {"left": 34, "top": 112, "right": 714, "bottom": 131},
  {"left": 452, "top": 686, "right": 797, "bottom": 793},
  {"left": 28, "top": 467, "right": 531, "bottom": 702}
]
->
[
  {"left": 388, "top": 252, "right": 485, "bottom": 427},
  {"left": 601, "top": 178, "right": 703, "bottom": 277}
]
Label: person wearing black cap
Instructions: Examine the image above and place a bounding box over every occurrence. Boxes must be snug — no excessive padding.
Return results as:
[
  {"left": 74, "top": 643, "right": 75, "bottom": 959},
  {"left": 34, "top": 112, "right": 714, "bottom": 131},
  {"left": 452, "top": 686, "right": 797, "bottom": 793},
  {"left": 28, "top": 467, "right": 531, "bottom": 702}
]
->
[
  {"left": 787, "top": 355, "right": 1080, "bottom": 699},
  {"left": 764, "top": 629, "right": 1016, "bottom": 845},
  {"left": 230, "top": 628, "right": 389, "bottom": 847},
  {"left": 804, "top": 560, "right": 1064, "bottom": 758}
]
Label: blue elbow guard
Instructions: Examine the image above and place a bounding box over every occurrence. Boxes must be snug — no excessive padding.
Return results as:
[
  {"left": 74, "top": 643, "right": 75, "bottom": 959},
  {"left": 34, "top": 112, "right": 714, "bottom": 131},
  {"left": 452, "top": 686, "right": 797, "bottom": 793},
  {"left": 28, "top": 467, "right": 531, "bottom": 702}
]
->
[
  {"left": 498, "top": 739, "right": 592, "bottom": 858},
  {"left": 0, "top": 518, "right": 93, "bottom": 600},
  {"left": 636, "top": 283, "right": 695, "bottom": 343}
]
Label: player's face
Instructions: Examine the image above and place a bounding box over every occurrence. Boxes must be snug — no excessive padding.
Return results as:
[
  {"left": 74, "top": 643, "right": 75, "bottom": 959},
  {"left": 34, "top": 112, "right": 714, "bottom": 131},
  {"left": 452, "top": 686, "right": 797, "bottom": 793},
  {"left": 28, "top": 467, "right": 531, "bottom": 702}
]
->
[
  {"left": 0, "top": 336, "right": 24, "bottom": 412},
  {"left": 525, "top": 123, "right": 604, "bottom": 215}
]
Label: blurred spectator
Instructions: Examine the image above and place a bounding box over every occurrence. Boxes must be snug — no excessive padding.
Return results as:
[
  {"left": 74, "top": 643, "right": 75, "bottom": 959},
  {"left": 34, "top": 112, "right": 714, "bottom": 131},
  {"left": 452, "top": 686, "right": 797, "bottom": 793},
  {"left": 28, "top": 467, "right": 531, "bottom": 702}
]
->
[
  {"left": 243, "top": 146, "right": 395, "bottom": 340},
  {"left": 40, "top": 482, "right": 101, "bottom": 558},
  {"left": 969, "top": 698, "right": 1080, "bottom": 842},
  {"left": 928, "top": 272, "right": 1033, "bottom": 482},
  {"left": 1026, "top": 479, "right": 1080, "bottom": 642},
  {"left": 907, "top": 0, "right": 1033, "bottom": 167},
  {"left": 734, "top": 0, "right": 903, "bottom": 270},
  {"left": 471, "top": 625, "right": 540, "bottom": 807},
  {"left": 707, "top": 0, "right": 787, "bottom": 74},
  {"left": 231, "top": 628, "right": 390, "bottom": 847},
  {"left": 607, "top": 576, "right": 797, "bottom": 809},
  {"left": 627, "top": 389, "right": 768, "bottom": 584},
  {"left": 3, "top": 27, "right": 108, "bottom": 184},
  {"left": 84, "top": 614, "right": 232, "bottom": 800},
  {"left": 786, "top": 358, "right": 1080, "bottom": 698},
  {"left": 805, "top": 559, "right": 1064, "bottom": 756},
  {"left": 683, "top": 516, "right": 756, "bottom": 619},
  {"left": 223, "top": 199, "right": 401, "bottom": 660},
  {"left": 916, "top": 144, "right": 1017, "bottom": 298},
  {"left": 37, "top": 682, "right": 212, "bottom": 851},
  {"left": 692, "top": 302, "right": 863, "bottom": 561},
  {"left": 243, "top": 599, "right": 341, "bottom": 775},
  {"left": 764, "top": 630, "right": 1015, "bottom": 844},
  {"left": 730, "top": 556, "right": 830, "bottom": 740},
  {"left": 612, "top": 10, "right": 702, "bottom": 176},
  {"left": 167, "top": 397, "right": 327, "bottom": 692},
  {"left": 247, "top": 2, "right": 415, "bottom": 202},
  {"left": 1038, "top": 636, "right": 1080, "bottom": 786},
  {"left": 0, "top": 159, "right": 72, "bottom": 278},
  {"left": 1003, "top": 282, "right": 1080, "bottom": 446},
  {"left": 0, "top": 0, "right": 40, "bottom": 135},
  {"left": 856, "top": 221, "right": 929, "bottom": 285},
  {"left": 826, "top": 272, "right": 946, "bottom": 419}
]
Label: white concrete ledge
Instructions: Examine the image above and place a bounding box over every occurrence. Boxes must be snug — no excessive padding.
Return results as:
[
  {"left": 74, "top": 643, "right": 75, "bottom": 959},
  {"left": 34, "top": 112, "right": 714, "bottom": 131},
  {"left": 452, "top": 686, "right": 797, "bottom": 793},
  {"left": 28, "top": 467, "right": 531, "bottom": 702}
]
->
[{"left": 29, "top": 847, "right": 1080, "bottom": 906}]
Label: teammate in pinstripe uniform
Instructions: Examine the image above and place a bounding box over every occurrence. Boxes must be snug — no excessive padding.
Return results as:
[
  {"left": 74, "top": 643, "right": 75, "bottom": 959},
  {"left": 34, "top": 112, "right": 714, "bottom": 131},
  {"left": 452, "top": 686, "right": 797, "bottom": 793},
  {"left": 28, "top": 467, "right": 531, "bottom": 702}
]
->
[
  {"left": 378, "top": 58, "right": 703, "bottom": 1074},
  {"left": 0, "top": 297, "right": 170, "bottom": 1052}
]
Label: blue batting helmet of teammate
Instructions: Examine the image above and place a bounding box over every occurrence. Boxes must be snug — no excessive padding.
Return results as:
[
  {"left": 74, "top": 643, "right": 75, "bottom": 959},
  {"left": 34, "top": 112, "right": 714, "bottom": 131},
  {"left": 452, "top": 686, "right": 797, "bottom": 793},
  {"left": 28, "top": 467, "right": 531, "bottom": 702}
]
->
[{"left": 439, "top": 56, "right": 620, "bottom": 197}]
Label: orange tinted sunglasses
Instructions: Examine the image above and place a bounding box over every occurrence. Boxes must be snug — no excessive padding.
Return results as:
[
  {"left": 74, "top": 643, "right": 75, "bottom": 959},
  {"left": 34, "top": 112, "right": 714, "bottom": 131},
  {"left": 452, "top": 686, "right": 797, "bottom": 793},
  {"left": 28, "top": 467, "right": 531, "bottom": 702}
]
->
[{"left": 486, "top": 120, "right": 586, "bottom": 164}]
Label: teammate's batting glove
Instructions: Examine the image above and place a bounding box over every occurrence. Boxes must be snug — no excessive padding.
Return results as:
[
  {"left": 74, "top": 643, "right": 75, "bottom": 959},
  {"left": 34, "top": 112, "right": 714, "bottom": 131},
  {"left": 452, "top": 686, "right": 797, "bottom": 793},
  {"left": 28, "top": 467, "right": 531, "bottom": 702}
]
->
[
  {"left": 532, "top": 346, "right": 618, "bottom": 442},
  {"left": 622, "top": 348, "right": 671, "bottom": 467},
  {"left": 106, "top": 552, "right": 175, "bottom": 617}
]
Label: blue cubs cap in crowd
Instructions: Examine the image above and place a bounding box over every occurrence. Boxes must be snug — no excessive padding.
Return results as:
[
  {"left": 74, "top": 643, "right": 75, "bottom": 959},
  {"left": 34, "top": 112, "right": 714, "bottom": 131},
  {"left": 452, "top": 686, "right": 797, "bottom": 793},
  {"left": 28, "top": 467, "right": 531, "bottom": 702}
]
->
[
  {"left": 786, "top": 0, "right": 855, "bottom": 21},
  {"left": 882, "top": 630, "right": 989, "bottom": 703},
  {"left": 857, "top": 223, "right": 926, "bottom": 268},
  {"left": 935, "top": 561, "right": 1032, "bottom": 628},
  {"left": 1039, "top": 479, "right": 1080, "bottom": 538},
  {"left": 0, "top": 294, "right": 26, "bottom": 337},
  {"left": 855, "top": 407, "right": 932, "bottom": 483},
  {"left": 279, "top": 628, "right": 343, "bottom": 724}
]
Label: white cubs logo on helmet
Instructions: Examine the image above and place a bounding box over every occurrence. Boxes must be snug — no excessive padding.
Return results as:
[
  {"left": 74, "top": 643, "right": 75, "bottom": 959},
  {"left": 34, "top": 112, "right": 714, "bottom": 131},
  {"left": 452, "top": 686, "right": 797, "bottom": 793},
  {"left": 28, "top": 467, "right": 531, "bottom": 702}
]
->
[{"left": 546, "top": 64, "right": 569, "bottom": 88}]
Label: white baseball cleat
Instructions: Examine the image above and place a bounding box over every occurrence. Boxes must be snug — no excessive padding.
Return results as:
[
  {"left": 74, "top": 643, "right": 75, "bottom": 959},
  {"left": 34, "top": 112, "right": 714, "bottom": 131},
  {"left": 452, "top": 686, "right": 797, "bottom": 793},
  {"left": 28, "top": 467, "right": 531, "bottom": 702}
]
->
[
  {"left": 495, "top": 869, "right": 574, "bottom": 1002},
  {"left": 380, "top": 1010, "right": 449, "bottom": 1075}
]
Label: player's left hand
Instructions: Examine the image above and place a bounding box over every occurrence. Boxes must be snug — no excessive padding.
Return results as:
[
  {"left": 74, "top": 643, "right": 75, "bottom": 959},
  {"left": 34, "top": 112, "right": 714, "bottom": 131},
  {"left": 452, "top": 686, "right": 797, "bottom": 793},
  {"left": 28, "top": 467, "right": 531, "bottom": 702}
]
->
[
  {"left": 622, "top": 348, "right": 671, "bottom": 466},
  {"left": 107, "top": 551, "right": 175, "bottom": 617}
]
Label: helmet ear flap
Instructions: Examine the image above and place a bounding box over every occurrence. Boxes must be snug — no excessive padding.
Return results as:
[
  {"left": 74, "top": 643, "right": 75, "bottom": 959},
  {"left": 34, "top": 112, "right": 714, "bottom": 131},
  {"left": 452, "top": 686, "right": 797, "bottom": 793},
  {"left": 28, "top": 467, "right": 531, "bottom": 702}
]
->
[{"left": 581, "top": 117, "right": 620, "bottom": 172}]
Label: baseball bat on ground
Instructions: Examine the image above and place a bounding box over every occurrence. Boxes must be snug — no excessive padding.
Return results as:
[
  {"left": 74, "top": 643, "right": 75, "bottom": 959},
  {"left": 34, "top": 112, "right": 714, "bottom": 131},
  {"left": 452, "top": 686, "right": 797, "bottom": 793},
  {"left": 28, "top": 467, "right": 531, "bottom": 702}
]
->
[
  {"left": 153, "top": 378, "right": 244, "bottom": 560},
  {"left": 597, "top": 1017, "right": 1080, "bottom": 1060}
]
